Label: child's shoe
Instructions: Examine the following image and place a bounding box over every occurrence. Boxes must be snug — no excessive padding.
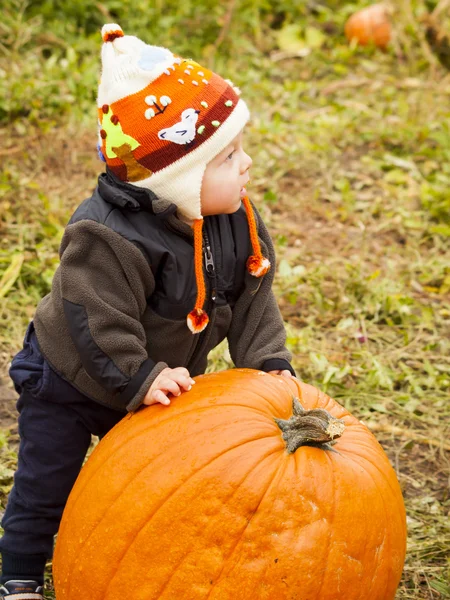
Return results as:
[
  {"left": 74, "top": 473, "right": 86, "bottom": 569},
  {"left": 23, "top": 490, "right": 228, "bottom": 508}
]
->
[{"left": 0, "top": 580, "right": 44, "bottom": 599}]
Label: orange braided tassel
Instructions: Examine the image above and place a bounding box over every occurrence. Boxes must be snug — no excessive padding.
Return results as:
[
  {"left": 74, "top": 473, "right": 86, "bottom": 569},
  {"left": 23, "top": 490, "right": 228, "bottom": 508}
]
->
[
  {"left": 242, "top": 196, "right": 271, "bottom": 277},
  {"left": 187, "top": 218, "right": 209, "bottom": 333}
]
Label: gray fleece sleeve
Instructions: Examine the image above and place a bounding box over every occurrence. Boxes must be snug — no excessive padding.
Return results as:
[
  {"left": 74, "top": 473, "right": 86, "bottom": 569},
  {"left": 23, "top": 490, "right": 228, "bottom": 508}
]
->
[
  {"left": 227, "top": 205, "right": 294, "bottom": 373},
  {"left": 59, "top": 219, "right": 167, "bottom": 410}
]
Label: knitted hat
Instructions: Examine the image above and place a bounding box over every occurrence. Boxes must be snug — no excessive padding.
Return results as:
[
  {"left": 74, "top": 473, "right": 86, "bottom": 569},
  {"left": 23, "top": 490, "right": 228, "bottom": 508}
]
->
[{"left": 97, "top": 24, "right": 270, "bottom": 333}]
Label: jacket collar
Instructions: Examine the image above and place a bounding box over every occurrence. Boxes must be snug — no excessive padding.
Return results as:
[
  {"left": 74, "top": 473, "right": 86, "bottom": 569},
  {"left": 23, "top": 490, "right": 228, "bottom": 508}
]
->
[{"left": 97, "top": 168, "right": 179, "bottom": 219}]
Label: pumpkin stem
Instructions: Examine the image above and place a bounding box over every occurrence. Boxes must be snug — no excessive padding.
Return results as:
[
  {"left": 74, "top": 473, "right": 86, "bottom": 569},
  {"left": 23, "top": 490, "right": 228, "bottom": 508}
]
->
[{"left": 274, "top": 397, "right": 345, "bottom": 454}]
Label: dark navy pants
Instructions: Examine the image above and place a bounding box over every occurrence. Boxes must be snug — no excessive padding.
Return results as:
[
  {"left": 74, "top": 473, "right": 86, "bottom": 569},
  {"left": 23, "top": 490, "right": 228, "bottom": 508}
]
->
[{"left": 0, "top": 322, "right": 124, "bottom": 578}]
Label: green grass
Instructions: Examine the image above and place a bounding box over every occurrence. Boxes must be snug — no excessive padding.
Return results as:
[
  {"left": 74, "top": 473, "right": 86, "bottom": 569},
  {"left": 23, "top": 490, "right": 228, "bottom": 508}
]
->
[{"left": 1, "top": 0, "right": 449, "bottom": 598}]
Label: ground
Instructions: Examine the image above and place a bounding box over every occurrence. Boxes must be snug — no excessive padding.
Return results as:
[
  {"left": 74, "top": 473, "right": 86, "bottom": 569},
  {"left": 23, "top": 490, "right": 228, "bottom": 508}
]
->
[
  {"left": 0, "top": 127, "right": 448, "bottom": 599},
  {"left": 1, "top": 1, "right": 449, "bottom": 597}
]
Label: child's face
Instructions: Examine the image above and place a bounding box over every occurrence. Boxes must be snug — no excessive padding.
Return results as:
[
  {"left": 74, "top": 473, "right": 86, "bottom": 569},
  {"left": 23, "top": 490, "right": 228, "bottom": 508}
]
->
[{"left": 200, "top": 129, "right": 252, "bottom": 216}]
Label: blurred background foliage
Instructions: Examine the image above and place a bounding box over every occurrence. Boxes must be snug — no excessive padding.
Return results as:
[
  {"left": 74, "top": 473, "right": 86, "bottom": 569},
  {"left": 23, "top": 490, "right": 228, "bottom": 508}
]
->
[
  {"left": 0, "top": 0, "right": 449, "bottom": 597},
  {"left": 0, "top": 0, "right": 446, "bottom": 123}
]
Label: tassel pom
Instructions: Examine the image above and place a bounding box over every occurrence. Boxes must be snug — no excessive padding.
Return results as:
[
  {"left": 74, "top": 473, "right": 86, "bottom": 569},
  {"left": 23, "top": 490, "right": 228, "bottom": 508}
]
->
[
  {"left": 247, "top": 255, "right": 271, "bottom": 277},
  {"left": 241, "top": 195, "right": 270, "bottom": 278},
  {"left": 102, "top": 24, "right": 124, "bottom": 43},
  {"left": 187, "top": 308, "right": 209, "bottom": 334}
]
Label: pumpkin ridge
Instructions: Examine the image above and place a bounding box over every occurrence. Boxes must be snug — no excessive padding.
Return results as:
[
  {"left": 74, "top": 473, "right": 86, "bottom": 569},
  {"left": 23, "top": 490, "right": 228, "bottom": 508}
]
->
[
  {"left": 292, "top": 442, "right": 332, "bottom": 517},
  {"left": 65, "top": 402, "right": 284, "bottom": 579},
  {"left": 341, "top": 452, "right": 395, "bottom": 599},
  {"left": 152, "top": 398, "right": 278, "bottom": 424},
  {"left": 292, "top": 449, "right": 334, "bottom": 593},
  {"left": 59, "top": 407, "right": 201, "bottom": 554},
  {"left": 251, "top": 381, "right": 290, "bottom": 415},
  {"left": 350, "top": 449, "right": 408, "bottom": 541},
  {"left": 316, "top": 387, "right": 350, "bottom": 420},
  {"left": 336, "top": 451, "right": 371, "bottom": 594},
  {"left": 64, "top": 403, "right": 254, "bottom": 517},
  {"left": 203, "top": 451, "right": 289, "bottom": 598},
  {"left": 362, "top": 460, "right": 394, "bottom": 599},
  {"left": 346, "top": 448, "right": 404, "bottom": 569},
  {"left": 367, "top": 536, "right": 388, "bottom": 599},
  {"left": 313, "top": 448, "right": 337, "bottom": 600},
  {"left": 100, "top": 438, "right": 283, "bottom": 599},
  {"left": 345, "top": 447, "right": 406, "bottom": 513},
  {"left": 155, "top": 446, "right": 283, "bottom": 600},
  {"left": 66, "top": 439, "right": 167, "bottom": 599},
  {"left": 191, "top": 402, "right": 277, "bottom": 418}
]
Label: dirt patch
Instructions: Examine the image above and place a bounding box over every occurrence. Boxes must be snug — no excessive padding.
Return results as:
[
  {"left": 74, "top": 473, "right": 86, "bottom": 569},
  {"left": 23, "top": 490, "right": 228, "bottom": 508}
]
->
[
  {"left": 271, "top": 169, "right": 411, "bottom": 269},
  {"left": 3, "top": 123, "right": 100, "bottom": 215},
  {"left": 32, "top": 124, "right": 100, "bottom": 205},
  {"left": 380, "top": 437, "right": 450, "bottom": 503},
  {"left": 261, "top": 140, "right": 426, "bottom": 275}
]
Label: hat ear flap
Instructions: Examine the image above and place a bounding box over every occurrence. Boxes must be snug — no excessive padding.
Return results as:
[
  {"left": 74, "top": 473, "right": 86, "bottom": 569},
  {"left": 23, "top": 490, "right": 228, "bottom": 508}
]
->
[{"left": 139, "top": 159, "right": 207, "bottom": 222}]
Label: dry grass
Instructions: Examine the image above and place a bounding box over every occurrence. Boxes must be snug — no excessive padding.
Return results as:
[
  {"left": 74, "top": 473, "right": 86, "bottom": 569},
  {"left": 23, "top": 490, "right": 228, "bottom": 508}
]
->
[{"left": 1, "top": 0, "right": 450, "bottom": 597}]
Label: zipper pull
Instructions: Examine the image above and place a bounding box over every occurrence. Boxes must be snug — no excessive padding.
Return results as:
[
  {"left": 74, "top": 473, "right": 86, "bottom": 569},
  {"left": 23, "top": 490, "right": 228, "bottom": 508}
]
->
[{"left": 204, "top": 245, "right": 215, "bottom": 276}]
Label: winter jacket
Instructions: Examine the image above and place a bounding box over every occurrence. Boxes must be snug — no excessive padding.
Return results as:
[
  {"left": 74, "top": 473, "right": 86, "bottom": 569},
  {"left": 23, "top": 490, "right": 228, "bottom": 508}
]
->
[{"left": 33, "top": 169, "right": 294, "bottom": 412}]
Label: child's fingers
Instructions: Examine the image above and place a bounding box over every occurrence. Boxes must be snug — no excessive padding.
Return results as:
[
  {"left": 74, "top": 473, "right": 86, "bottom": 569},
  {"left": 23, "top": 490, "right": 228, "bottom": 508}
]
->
[
  {"left": 152, "top": 390, "right": 171, "bottom": 406},
  {"left": 172, "top": 367, "right": 192, "bottom": 379},
  {"left": 171, "top": 373, "right": 195, "bottom": 391},
  {"left": 160, "top": 378, "right": 182, "bottom": 397},
  {"left": 171, "top": 367, "right": 195, "bottom": 386},
  {"left": 268, "top": 369, "right": 293, "bottom": 378}
]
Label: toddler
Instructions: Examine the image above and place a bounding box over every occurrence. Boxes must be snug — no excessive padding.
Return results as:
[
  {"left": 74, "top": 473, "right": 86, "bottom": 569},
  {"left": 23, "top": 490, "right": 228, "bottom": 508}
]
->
[{"left": 0, "top": 23, "right": 295, "bottom": 599}]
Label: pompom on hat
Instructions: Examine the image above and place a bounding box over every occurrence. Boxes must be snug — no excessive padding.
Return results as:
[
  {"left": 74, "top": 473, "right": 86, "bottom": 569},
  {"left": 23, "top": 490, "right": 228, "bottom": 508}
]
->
[{"left": 97, "top": 24, "right": 270, "bottom": 334}]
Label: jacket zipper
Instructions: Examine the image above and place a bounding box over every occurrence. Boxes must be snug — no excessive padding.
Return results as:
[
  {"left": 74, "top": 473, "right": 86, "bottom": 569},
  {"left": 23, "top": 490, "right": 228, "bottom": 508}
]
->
[
  {"left": 187, "top": 224, "right": 217, "bottom": 370},
  {"left": 203, "top": 227, "right": 217, "bottom": 301}
]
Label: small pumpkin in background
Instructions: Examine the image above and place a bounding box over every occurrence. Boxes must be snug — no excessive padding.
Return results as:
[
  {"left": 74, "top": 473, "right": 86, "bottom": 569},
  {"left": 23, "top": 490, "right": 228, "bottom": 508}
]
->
[
  {"left": 53, "top": 369, "right": 407, "bottom": 600},
  {"left": 345, "top": 3, "right": 392, "bottom": 49}
]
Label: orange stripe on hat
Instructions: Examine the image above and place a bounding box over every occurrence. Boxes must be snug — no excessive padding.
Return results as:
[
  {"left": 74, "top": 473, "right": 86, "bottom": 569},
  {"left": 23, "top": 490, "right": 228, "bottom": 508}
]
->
[{"left": 104, "top": 72, "right": 238, "bottom": 177}]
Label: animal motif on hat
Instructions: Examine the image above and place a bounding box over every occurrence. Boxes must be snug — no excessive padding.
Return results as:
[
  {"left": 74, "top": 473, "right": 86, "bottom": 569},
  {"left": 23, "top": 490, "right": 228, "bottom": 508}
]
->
[{"left": 158, "top": 109, "right": 201, "bottom": 145}]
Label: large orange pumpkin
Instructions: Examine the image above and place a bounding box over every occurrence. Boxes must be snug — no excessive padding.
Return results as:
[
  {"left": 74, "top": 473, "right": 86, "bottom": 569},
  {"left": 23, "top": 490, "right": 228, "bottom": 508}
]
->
[
  {"left": 53, "top": 369, "right": 406, "bottom": 599},
  {"left": 345, "top": 3, "right": 392, "bottom": 49}
]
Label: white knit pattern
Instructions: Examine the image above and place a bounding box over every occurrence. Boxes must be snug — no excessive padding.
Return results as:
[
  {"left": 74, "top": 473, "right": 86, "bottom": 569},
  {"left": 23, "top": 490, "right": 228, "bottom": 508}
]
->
[
  {"left": 98, "top": 27, "right": 174, "bottom": 106},
  {"left": 132, "top": 98, "right": 250, "bottom": 220}
]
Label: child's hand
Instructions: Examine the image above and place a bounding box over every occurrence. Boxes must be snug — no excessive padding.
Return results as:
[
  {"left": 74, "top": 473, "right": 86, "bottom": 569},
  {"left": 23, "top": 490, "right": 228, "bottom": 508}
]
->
[
  {"left": 143, "top": 367, "right": 195, "bottom": 407},
  {"left": 268, "top": 369, "right": 293, "bottom": 378}
]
